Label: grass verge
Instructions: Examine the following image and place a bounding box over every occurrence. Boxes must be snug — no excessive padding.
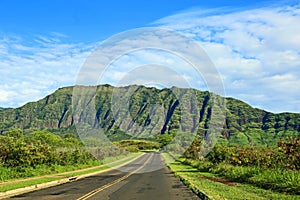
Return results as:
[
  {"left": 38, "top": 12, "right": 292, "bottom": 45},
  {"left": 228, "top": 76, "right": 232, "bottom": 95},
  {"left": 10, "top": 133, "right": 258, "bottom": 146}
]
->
[
  {"left": 0, "top": 178, "right": 60, "bottom": 193},
  {"left": 161, "top": 153, "right": 300, "bottom": 200},
  {"left": 0, "top": 152, "right": 142, "bottom": 193},
  {"left": 182, "top": 158, "right": 300, "bottom": 195}
]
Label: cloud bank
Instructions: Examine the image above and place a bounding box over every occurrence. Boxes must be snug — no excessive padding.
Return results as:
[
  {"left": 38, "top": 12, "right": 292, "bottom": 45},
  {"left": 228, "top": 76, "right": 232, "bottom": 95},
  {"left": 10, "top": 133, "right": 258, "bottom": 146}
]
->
[
  {"left": 1, "top": 4, "right": 299, "bottom": 113},
  {"left": 155, "top": 4, "right": 300, "bottom": 113},
  {"left": 0, "top": 33, "right": 93, "bottom": 107}
]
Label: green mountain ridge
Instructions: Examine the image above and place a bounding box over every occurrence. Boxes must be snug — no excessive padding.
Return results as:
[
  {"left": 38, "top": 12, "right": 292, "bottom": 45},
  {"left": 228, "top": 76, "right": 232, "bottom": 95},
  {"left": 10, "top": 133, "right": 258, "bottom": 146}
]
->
[
  {"left": 0, "top": 107, "right": 8, "bottom": 111},
  {"left": 0, "top": 84, "right": 299, "bottom": 146}
]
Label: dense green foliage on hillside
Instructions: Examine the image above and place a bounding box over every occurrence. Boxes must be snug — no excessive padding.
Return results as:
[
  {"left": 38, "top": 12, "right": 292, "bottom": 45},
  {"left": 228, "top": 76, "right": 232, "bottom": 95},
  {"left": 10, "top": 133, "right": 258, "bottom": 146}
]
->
[
  {"left": 114, "top": 139, "right": 160, "bottom": 152},
  {"left": 0, "top": 85, "right": 299, "bottom": 146}
]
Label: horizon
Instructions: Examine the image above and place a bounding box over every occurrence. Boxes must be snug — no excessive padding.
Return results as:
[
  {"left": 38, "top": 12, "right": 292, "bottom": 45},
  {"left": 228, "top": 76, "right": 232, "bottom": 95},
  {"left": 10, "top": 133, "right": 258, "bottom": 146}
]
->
[{"left": 0, "top": 0, "right": 300, "bottom": 113}]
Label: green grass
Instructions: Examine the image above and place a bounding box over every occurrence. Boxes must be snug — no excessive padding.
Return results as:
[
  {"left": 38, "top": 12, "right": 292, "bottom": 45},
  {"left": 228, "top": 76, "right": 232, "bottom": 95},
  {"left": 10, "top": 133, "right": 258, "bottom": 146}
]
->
[
  {"left": 162, "top": 153, "right": 300, "bottom": 200},
  {"left": 182, "top": 157, "right": 300, "bottom": 194},
  {"left": 249, "top": 168, "right": 300, "bottom": 193},
  {"left": 0, "top": 153, "right": 142, "bottom": 193},
  {"left": 0, "top": 153, "right": 142, "bottom": 182},
  {"left": 0, "top": 177, "right": 60, "bottom": 192},
  {"left": 0, "top": 160, "right": 102, "bottom": 182},
  {"left": 208, "top": 163, "right": 300, "bottom": 194}
]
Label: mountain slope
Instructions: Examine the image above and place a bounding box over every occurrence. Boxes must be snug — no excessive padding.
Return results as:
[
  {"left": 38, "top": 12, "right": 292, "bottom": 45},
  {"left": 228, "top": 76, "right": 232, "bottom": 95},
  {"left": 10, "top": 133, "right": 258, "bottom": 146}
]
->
[{"left": 0, "top": 85, "right": 299, "bottom": 145}]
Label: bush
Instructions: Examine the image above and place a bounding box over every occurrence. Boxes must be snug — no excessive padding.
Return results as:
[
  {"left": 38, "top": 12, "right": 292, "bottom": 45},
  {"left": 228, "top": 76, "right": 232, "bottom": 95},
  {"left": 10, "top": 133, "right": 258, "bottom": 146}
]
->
[
  {"left": 278, "top": 136, "right": 300, "bottom": 170},
  {"left": 180, "top": 136, "right": 300, "bottom": 194},
  {"left": 0, "top": 129, "right": 96, "bottom": 168}
]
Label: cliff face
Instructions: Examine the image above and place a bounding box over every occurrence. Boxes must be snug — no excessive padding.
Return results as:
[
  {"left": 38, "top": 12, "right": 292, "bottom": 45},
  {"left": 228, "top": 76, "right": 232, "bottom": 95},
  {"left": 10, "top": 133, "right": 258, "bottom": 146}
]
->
[
  {"left": 0, "top": 85, "right": 299, "bottom": 145},
  {"left": 0, "top": 86, "right": 74, "bottom": 131}
]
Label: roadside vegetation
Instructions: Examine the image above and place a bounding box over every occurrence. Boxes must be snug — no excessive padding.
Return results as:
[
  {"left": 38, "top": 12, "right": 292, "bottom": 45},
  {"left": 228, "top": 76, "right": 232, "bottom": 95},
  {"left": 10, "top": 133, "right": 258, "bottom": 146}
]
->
[
  {"left": 184, "top": 136, "right": 300, "bottom": 194},
  {"left": 113, "top": 139, "right": 160, "bottom": 152},
  {"left": 162, "top": 135, "right": 300, "bottom": 199},
  {"left": 0, "top": 153, "right": 142, "bottom": 193},
  {"left": 0, "top": 128, "right": 159, "bottom": 183},
  {"left": 1, "top": 127, "right": 299, "bottom": 199},
  {"left": 163, "top": 153, "right": 299, "bottom": 200},
  {"left": 0, "top": 129, "right": 130, "bottom": 182}
]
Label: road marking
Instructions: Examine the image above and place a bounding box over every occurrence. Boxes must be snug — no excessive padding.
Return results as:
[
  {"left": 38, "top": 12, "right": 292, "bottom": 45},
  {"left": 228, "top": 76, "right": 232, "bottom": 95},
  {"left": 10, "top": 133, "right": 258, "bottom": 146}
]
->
[{"left": 76, "top": 153, "right": 153, "bottom": 200}]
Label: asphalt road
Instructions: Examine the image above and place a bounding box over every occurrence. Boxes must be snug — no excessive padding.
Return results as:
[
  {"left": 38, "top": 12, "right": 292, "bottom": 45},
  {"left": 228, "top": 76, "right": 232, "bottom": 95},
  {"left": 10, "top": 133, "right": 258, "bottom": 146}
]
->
[{"left": 9, "top": 153, "right": 200, "bottom": 200}]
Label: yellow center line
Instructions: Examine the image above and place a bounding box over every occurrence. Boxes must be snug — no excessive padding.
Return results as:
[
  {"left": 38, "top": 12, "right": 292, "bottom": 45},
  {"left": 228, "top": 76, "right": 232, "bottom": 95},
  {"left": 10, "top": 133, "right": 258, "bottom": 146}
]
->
[{"left": 76, "top": 153, "right": 153, "bottom": 200}]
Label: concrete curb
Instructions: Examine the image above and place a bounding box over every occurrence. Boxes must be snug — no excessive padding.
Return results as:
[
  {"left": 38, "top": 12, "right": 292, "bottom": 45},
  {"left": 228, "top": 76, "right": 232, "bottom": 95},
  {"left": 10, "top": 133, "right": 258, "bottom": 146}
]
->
[
  {"left": 0, "top": 153, "right": 144, "bottom": 199},
  {"left": 0, "top": 177, "right": 71, "bottom": 199},
  {"left": 165, "top": 165, "right": 212, "bottom": 200},
  {"left": 176, "top": 174, "right": 212, "bottom": 200},
  {"left": 161, "top": 153, "right": 212, "bottom": 200}
]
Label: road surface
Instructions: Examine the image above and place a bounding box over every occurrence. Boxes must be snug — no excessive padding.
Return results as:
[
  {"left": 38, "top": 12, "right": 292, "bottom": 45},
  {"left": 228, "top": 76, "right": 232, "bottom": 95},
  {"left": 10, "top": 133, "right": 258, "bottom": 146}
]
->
[{"left": 9, "top": 153, "right": 200, "bottom": 200}]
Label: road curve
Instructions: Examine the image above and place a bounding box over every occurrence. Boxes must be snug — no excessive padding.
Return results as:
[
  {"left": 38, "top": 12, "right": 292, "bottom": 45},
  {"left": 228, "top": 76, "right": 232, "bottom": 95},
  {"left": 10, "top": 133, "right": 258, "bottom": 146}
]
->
[{"left": 8, "top": 153, "right": 199, "bottom": 200}]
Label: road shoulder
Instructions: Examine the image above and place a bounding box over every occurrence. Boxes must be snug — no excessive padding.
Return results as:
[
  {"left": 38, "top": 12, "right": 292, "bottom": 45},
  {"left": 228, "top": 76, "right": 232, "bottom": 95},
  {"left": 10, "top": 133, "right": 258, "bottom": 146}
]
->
[{"left": 0, "top": 153, "right": 144, "bottom": 199}]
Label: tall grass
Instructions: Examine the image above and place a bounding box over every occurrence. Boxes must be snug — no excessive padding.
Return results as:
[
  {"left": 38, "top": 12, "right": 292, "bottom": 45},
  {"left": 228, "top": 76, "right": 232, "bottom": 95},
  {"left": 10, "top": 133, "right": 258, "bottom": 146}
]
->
[{"left": 182, "top": 158, "right": 300, "bottom": 194}]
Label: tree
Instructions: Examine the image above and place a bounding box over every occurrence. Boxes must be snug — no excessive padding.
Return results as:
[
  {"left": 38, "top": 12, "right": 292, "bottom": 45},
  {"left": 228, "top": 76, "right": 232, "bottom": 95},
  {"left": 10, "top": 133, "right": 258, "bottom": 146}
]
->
[{"left": 27, "top": 131, "right": 63, "bottom": 147}]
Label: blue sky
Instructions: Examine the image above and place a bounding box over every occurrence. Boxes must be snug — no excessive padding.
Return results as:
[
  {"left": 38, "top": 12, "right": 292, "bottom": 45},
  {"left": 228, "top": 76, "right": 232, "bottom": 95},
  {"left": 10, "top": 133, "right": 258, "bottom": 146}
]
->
[
  {"left": 0, "top": 0, "right": 300, "bottom": 113},
  {"left": 0, "top": 0, "right": 279, "bottom": 42}
]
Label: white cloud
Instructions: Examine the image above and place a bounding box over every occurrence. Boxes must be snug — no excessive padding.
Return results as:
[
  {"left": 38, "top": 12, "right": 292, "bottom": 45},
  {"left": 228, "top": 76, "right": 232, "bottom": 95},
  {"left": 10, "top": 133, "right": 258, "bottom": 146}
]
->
[
  {"left": 99, "top": 49, "right": 209, "bottom": 90},
  {"left": 0, "top": 89, "right": 18, "bottom": 105},
  {"left": 77, "top": 28, "right": 223, "bottom": 96},
  {"left": 0, "top": 33, "right": 94, "bottom": 107},
  {"left": 1, "top": 5, "right": 300, "bottom": 114},
  {"left": 155, "top": 4, "right": 300, "bottom": 113}
]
